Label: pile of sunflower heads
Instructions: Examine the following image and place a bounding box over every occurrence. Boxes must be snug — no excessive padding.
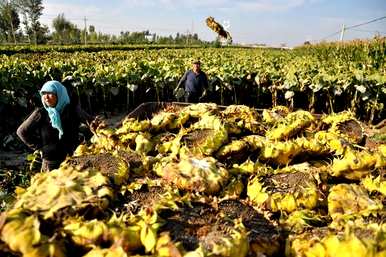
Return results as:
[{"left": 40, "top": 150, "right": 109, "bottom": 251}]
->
[{"left": 1, "top": 103, "right": 386, "bottom": 257}]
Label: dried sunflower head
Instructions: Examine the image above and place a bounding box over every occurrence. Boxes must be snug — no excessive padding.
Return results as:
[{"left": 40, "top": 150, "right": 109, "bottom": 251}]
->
[
  {"left": 1, "top": 209, "right": 66, "bottom": 257},
  {"left": 178, "top": 126, "right": 228, "bottom": 157},
  {"left": 262, "top": 105, "right": 290, "bottom": 124},
  {"left": 328, "top": 184, "right": 383, "bottom": 221},
  {"left": 265, "top": 110, "right": 315, "bottom": 141},
  {"left": 13, "top": 166, "right": 113, "bottom": 219},
  {"left": 248, "top": 170, "right": 321, "bottom": 213},
  {"left": 162, "top": 156, "right": 229, "bottom": 194}
]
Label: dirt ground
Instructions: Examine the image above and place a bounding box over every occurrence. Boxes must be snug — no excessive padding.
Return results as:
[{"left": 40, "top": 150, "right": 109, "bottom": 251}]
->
[
  {"left": 0, "top": 112, "right": 128, "bottom": 171},
  {"left": 0, "top": 152, "right": 27, "bottom": 170}
]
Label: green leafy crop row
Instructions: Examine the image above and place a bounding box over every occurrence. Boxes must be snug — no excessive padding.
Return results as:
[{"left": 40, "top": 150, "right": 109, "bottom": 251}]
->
[{"left": 0, "top": 38, "right": 385, "bottom": 123}]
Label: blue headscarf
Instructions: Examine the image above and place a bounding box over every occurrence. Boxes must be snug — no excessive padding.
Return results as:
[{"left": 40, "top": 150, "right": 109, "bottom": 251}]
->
[{"left": 40, "top": 81, "right": 70, "bottom": 139}]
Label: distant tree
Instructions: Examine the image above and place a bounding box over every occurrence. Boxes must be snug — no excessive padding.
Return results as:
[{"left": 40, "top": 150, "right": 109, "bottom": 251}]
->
[
  {"left": 27, "top": 0, "right": 43, "bottom": 43},
  {"left": 0, "top": 13, "right": 6, "bottom": 42},
  {"left": 62, "top": 26, "right": 207, "bottom": 45},
  {"left": 98, "top": 32, "right": 111, "bottom": 43},
  {"left": 69, "top": 23, "right": 81, "bottom": 43},
  {"left": 52, "top": 13, "right": 70, "bottom": 43},
  {"left": 212, "top": 37, "right": 221, "bottom": 48},
  {"left": 110, "top": 34, "right": 117, "bottom": 42},
  {"left": 119, "top": 31, "right": 129, "bottom": 43},
  {"left": 88, "top": 25, "right": 98, "bottom": 42},
  {"left": 0, "top": 1, "right": 20, "bottom": 43},
  {"left": 33, "top": 22, "right": 48, "bottom": 43},
  {"left": 14, "top": 0, "right": 30, "bottom": 42},
  {"left": 88, "top": 25, "right": 95, "bottom": 33},
  {"left": 15, "top": 0, "right": 47, "bottom": 44},
  {"left": 118, "top": 30, "right": 149, "bottom": 44},
  {"left": 52, "top": 14, "right": 81, "bottom": 44}
]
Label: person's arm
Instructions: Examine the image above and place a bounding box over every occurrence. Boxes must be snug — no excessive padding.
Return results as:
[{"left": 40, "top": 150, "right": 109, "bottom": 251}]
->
[
  {"left": 176, "top": 70, "right": 189, "bottom": 90},
  {"left": 203, "top": 73, "right": 209, "bottom": 89},
  {"left": 16, "top": 109, "right": 43, "bottom": 151},
  {"left": 200, "top": 73, "right": 209, "bottom": 99}
]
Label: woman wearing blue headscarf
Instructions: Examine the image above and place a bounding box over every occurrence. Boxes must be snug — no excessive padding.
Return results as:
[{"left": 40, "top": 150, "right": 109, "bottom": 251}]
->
[{"left": 17, "top": 80, "right": 94, "bottom": 171}]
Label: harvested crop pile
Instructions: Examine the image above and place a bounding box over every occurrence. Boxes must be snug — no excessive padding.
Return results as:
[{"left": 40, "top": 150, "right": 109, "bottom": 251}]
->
[{"left": 1, "top": 103, "right": 385, "bottom": 257}]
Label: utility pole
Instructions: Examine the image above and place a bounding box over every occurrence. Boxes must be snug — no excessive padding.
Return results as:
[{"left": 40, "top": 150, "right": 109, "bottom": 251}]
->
[
  {"left": 339, "top": 24, "right": 345, "bottom": 41},
  {"left": 191, "top": 19, "right": 194, "bottom": 34},
  {"left": 191, "top": 19, "right": 194, "bottom": 44},
  {"left": 83, "top": 16, "right": 87, "bottom": 45}
]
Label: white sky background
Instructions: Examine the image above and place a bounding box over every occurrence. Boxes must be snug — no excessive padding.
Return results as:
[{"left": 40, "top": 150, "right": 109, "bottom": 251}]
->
[{"left": 40, "top": 0, "right": 386, "bottom": 47}]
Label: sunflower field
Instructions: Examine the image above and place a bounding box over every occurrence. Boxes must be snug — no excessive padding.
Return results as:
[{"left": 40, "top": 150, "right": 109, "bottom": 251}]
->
[{"left": 0, "top": 38, "right": 386, "bottom": 257}]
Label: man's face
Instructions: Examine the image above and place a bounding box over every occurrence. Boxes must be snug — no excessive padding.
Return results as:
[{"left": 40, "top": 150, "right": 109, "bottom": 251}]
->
[{"left": 193, "top": 63, "right": 200, "bottom": 73}]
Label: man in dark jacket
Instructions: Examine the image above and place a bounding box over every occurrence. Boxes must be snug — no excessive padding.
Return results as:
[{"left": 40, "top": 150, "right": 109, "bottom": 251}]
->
[{"left": 176, "top": 59, "right": 209, "bottom": 103}]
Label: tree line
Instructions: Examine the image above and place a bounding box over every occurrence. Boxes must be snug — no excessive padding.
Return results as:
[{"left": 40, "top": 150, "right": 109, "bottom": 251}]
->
[
  {"left": 0, "top": 0, "right": 47, "bottom": 44},
  {"left": 0, "top": 0, "right": 206, "bottom": 45}
]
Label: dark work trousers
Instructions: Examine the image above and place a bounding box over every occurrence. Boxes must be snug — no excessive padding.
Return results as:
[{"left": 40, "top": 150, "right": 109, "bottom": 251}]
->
[
  {"left": 185, "top": 91, "right": 200, "bottom": 103},
  {"left": 42, "top": 159, "right": 62, "bottom": 171}
]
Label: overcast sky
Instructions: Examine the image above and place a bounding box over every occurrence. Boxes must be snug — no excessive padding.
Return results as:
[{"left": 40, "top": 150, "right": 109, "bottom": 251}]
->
[{"left": 40, "top": 0, "right": 386, "bottom": 47}]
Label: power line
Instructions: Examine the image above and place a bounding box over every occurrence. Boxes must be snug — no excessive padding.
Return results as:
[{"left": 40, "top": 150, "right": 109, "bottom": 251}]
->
[
  {"left": 318, "top": 14, "right": 386, "bottom": 42},
  {"left": 320, "top": 31, "right": 341, "bottom": 41},
  {"left": 345, "top": 15, "right": 386, "bottom": 30},
  {"left": 351, "top": 28, "right": 386, "bottom": 34}
]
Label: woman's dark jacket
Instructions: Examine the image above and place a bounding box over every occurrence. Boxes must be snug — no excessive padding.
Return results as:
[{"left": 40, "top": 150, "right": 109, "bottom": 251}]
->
[{"left": 17, "top": 103, "right": 91, "bottom": 162}]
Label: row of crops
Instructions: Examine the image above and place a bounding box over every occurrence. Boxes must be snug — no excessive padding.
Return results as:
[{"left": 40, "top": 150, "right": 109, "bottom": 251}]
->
[
  {"left": 0, "top": 44, "right": 203, "bottom": 55},
  {"left": 1, "top": 38, "right": 385, "bottom": 127},
  {"left": 1, "top": 103, "right": 385, "bottom": 257}
]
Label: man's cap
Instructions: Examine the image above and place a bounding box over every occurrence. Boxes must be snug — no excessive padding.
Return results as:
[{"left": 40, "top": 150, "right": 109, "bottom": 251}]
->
[{"left": 192, "top": 59, "right": 201, "bottom": 64}]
